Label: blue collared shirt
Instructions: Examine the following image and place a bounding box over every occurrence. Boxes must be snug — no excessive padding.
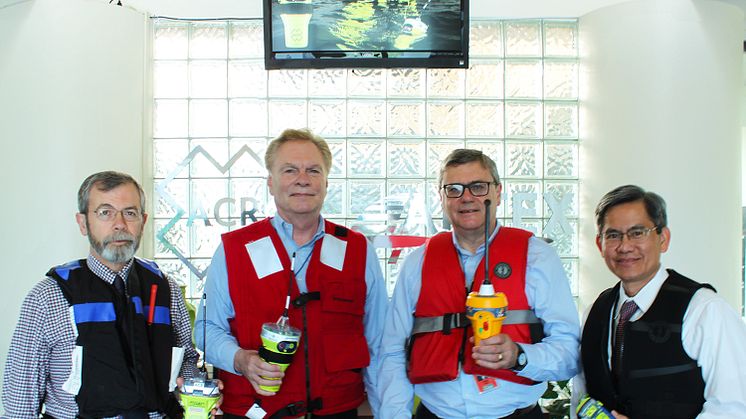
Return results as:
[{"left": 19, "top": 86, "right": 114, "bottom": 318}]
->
[
  {"left": 377, "top": 224, "right": 580, "bottom": 419},
  {"left": 194, "top": 215, "right": 388, "bottom": 414}
]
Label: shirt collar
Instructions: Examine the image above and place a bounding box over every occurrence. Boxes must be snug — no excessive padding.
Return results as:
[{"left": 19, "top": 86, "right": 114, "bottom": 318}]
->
[
  {"left": 271, "top": 214, "right": 326, "bottom": 246},
  {"left": 86, "top": 254, "right": 134, "bottom": 285},
  {"left": 452, "top": 220, "right": 502, "bottom": 258},
  {"left": 617, "top": 265, "right": 667, "bottom": 315}
]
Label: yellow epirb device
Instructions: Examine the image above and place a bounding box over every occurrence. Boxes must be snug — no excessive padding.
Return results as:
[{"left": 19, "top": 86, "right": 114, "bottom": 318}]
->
[{"left": 466, "top": 288, "right": 508, "bottom": 346}]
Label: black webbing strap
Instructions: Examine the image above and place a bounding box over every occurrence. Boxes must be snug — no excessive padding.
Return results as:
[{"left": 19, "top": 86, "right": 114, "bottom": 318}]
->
[
  {"left": 628, "top": 361, "right": 700, "bottom": 379},
  {"left": 258, "top": 346, "right": 296, "bottom": 365}
]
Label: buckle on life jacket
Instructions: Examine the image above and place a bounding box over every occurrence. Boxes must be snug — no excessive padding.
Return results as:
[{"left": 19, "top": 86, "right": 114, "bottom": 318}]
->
[{"left": 292, "top": 292, "right": 321, "bottom": 308}]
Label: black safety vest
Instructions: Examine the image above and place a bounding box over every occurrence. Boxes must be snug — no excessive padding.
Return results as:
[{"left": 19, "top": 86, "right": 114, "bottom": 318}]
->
[
  {"left": 48, "top": 258, "right": 177, "bottom": 418},
  {"left": 581, "top": 270, "right": 712, "bottom": 418}
]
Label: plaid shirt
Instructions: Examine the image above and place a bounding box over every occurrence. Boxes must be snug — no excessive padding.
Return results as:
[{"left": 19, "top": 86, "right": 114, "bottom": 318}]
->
[{"left": 2, "top": 255, "right": 199, "bottom": 418}]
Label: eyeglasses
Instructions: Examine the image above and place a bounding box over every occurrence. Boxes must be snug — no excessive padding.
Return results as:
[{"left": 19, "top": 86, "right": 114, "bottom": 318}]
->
[
  {"left": 601, "top": 226, "right": 658, "bottom": 244},
  {"left": 88, "top": 206, "right": 142, "bottom": 222},
  {"left": 441, "top": 181, "right": 495, "bottom": 198}
]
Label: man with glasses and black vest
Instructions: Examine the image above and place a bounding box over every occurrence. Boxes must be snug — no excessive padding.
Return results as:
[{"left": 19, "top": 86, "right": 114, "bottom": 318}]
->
[
  {"left": 573, "top": 185, "right": 746, "bottom": 418},
  {"left": 3, "top": 171, "right": 201, "bottom": 418},
  {"left": 378, "top": 149, "right": 580, "bottom": 419}
]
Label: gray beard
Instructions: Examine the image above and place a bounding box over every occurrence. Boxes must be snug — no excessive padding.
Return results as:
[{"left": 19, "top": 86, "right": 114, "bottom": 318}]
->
[{"left": 90, "top": 231, "right": 140, "bottom": 265}]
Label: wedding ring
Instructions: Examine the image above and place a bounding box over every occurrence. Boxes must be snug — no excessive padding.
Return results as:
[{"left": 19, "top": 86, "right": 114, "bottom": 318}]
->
[{"left": 498, "top": 353, "right": 503, "bottom": 361}]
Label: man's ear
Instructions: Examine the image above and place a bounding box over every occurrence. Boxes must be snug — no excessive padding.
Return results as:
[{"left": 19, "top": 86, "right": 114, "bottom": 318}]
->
[
  {"left": 75, "top": 213, "right": 88, "bottom": 236},
  {"left": 659, "top": 226, "right": 671, "bottom": 253}
]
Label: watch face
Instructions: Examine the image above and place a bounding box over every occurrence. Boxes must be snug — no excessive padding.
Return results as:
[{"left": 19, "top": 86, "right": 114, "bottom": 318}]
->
[{"left": 518, "top": 352, "right": 527, "bottom": 366}]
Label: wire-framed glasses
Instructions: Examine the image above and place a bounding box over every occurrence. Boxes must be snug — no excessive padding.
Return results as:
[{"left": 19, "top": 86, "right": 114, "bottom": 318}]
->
[
  {"left": 88, "top": 206, "right": 142, "bottom": 222},
  {"left": 601, "top": 226, "right": 658, "bottom": 244}
]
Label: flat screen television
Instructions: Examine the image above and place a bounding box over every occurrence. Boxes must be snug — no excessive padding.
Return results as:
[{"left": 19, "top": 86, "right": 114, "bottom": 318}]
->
[{"left": 263, "top": 0, "right": 469, "bottom": 69}]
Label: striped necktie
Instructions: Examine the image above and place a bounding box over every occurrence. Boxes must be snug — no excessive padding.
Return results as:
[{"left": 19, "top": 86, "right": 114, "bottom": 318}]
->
[{"left": 613, "top": 299, "right": 638, "bottom": 377}]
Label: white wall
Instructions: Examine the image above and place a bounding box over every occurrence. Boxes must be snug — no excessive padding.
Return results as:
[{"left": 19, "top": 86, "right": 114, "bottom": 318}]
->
[{"left": 0, "top": 0, "right": 146, "bottom": 406}]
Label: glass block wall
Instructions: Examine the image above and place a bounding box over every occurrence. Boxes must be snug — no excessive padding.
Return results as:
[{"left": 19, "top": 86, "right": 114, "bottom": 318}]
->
[{"left": 151, "top": 18, "right": 579, "bottom": 303}]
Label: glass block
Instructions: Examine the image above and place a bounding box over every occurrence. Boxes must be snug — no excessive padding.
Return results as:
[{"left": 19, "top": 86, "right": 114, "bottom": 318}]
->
[
  {"left": 229, "top": 99, "right": 268, "bottom": 137},
  {"left": 228, "top": 60, "right": 267, "bottom": 98},
  {"left": 348, "top": 180, "right": 385, "bottom": 216},
  {"left": 154, "top": 99, "right": 188, "bottom": 138},
  {"left": 427, "top": 101, "right": 464, "bottom": 138},
  {"left": 505, "top": 218, "right": 542, "bottom": 236},
  {"left": 267, "top": 100, "right": 307, "bottom": 137},
  {"left": 268, "top": 69, "right": 308, "bottom": 97},
  {"left": 189, "top": 100, "right": 228, "bottom": 137},
  {"left": 544, "top": 61, "right": 578, "bottom": 100},
  {"left": 189, "top": 138, "right": 228, "bottom": 178},
  {"left": 388, "top": 181, "right": 434, "bottom": 237},
  {"left": 387, "top": 68, "right": 426, "bottom": 98},
  {"left": 347, "top": 68, "right": 385, "bottom": 97},
  {"left": 545, "top": 143, "right": 578, "bottom": 178},
  {"left": 544, "top": 103, "right": 578, "bottom": 138},
  {"left": 190, "top": 179, "right": 229, "bottom": 220},
  {"left": 388, "top": 101, "right": 425, "bottom": 137},
  {"left": 545, "top": 220, "right": 578, "bottom": 257},
  {"left": 506, "top": 141, "right": 542, "bottom": 178},
  {"left": 155, "top": 218, "right": 188, "bottom": 258},
  {"left": 469, "top": 20, "right": 503, "bottom": 57},
  {"left": 561, "top": 258, "right": 579, "bottom": 296},
  {"left": 427, "top": 69, "right": 465, "bottom": 98},
  {"left": 348, "top": 139, "right": 385, "bottom": 177},
  {"left": 191, "top": 221, "right": 225, "bottom": 258},
  {"left": 155, "top": 259, "right": 190, "bottom": 287},
  {"left": 229, "top": 177, "right": 268, "bottom": 220},
  {"left": 505, "top": 60, "right": 542, "bottom": 99},
  {"left": 190, "top": 22, "right": 228, "bottom": 59},
  {"left": 154, "top": 139, "right": 189, "bottom": 179},
  {"left": 322, "top": 179, "right": 346, "bottom": 218},
  {"left": 348, "top": 100, "right": 385, "bottom": 137},
  {"left": 154, "top": 61, "right": 188, "bottom": 99},
  {"left": 425, "top": 180, "right": 443, "bottom": 220},
  {"left": 505, "top": 180, "right": 543, "bottom": 219},
  {"left": 154, "top": 22, "right": 188, "bottom": 59},
  {"left": 309, "top": 69, "right": 347, "bottom": 97},
  {"left": 465, "top": 102, "right": 504, "bottom": 138},
  {"left": 544, "top": 20, "right": 578, "bottom": 57},
  {"left": 189, "top": 259, "right": 212, "bottom": 292},
  {"left": 505, "top": 101, "right": 542, "bottom": 138},
  {"left": 505, "top": 21, "right": 541, "bottom": 57},
  {"left": 189, "top": 60, "right": 227, "bottom": 98},
  {"left": 326, "top": 139, "right": 346, "bottom": 178},
  {"left": 464, "top": 140, "right": 505, "bottom": 188},
  {"left": 466, "top": 61, "right": 503, "bottom": 99},
  {"left": 229, "top": 21, "right": 264, "bottom": 59},
  {"left": 155, "top": 178, "right": 188, "bottom": 218},
  {"left": 387, "top": 140, "right": 425, "bottom": 178},
  {"left": 545, "top": 181, "right": 579, "bottom": 219},
  {"left": 426, "top": 140, "right": 464, "bottom": 179},
  {"left": 308, "top": 100, "right": 346, "bottom": 137}
]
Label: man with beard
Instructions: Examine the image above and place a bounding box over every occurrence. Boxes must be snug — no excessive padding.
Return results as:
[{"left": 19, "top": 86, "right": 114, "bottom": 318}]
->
[{"left": 3, "top": 171, "right": 201, "bottom": 418}]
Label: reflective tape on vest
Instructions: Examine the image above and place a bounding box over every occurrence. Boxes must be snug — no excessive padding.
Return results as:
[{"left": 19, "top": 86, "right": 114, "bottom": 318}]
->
[{"left": 73, "top": 302, "right": 116, "bottom": 323}]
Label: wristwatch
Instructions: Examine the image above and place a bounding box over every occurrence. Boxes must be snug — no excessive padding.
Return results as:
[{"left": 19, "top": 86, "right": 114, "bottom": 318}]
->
[{"left": 513, "top": 344, "right": 527, "bottom": 371}]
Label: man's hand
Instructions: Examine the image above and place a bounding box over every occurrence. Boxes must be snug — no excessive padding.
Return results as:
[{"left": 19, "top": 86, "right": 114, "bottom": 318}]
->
[
  {"left": 471, "top": 334, "right": 519, "bottom": 370},
  {"left": 611, "top": 411, "right": 629, "bottom": 419},
  {"left": 234, "top": 348, "right": 283, "bottom": 396}
]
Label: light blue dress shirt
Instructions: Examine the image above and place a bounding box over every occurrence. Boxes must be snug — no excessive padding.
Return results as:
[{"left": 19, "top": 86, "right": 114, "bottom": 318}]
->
[
  {"left": 378, "top": 224, "right": 580, "bottom": 419},
  {"left": 194, "top": 215, "right": 388, "bottom": 415}
]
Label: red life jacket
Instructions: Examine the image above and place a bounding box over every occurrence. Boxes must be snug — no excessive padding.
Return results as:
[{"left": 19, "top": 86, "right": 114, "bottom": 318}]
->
[
  {"left": 407, "top": 227, "right": 537, "bottom": 385},
  {"left": 219, "top": 218, "right": 370, "bottom": 417}
]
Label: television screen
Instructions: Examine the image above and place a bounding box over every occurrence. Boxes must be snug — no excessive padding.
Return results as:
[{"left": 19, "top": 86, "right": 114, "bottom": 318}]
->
[{"left": 263, "top": 0, "right": 469, "bottom": 69}]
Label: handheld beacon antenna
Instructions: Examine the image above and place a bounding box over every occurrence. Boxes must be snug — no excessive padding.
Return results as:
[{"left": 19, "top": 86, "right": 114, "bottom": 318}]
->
[{"left": 479, "top": 199, "right": 494, "bottom": 295}]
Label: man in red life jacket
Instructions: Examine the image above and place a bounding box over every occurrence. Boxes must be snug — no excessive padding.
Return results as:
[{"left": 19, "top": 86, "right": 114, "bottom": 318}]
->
[
  {"left": 378, "top": 149, "right": 580, "bottom": 419},
  {"left": 195, "top": 129, "right": 387, "bottom": 418}
]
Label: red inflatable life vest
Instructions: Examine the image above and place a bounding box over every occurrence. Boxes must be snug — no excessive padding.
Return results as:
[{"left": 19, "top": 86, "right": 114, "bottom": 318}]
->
[{"left": 219, "top": 218, "right": 370, "bottom": 417}]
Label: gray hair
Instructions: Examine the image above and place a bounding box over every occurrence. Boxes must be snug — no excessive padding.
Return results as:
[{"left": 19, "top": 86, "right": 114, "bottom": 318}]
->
[
  {"left": 438, "top": 149, "right": 501, "bottom": 187},
  {"left": 77, "top": 171, "right": 146, "bottom": 213},
  {"left": 264, "top": 128, "right": 332, "bottom": 174},
  {"left": 595, "top": 184, "right": 667, "bottom": 233}
]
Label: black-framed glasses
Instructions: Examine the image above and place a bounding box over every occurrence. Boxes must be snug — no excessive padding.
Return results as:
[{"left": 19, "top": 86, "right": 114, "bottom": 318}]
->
[
  {"left": 88, "top": 206, "right": 142, "bottom": 222},
  {"left": 441, "top": 181, "right": 495, "bottom": 198},
  {"left": 601, "top": 226, "right": 658, "bottom": 244}
]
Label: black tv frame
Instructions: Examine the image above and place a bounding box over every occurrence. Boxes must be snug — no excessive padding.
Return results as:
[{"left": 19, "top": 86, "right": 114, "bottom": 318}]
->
[{"left": 263, "top": 0, "right": 469, "bottom": 70}]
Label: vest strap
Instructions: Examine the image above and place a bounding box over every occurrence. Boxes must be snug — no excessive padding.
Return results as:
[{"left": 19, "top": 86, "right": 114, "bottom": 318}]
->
[
  {"left": 258, "top": 346, "right": 296, "bottom": 365},
  {"left": 292, "top": 292, "right": 321, "bottom": 308},
  {"left": 628, "top": 361, "right": 699, "bottom": 379},
  {"left": 412, "top": 310, "right": 539, "bottom": 335}
]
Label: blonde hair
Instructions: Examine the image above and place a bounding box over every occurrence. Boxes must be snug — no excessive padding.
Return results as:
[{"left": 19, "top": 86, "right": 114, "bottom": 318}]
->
[{"left": 265, "top": 128, "right": 332, "bottom": 173}]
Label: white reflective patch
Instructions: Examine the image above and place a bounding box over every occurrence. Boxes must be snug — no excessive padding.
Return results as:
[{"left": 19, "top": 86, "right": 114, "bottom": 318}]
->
[
  {"left": 246, "top": 403, "right": 267, "bottom": 418},
  {"left": 246, "top": 236, "right": 283, "bottom": 279},
  {"left": 169, "top": 346, "right": 185, "bottom": 391},
  {"left": 320, "top": 233, "right": 347, "bottom": 271},
  {"left": 62, "top": 345, "right": 83, "bottom": 395},
  {"left": 68, "top": 305, "right": 78, "bottom": 338}
]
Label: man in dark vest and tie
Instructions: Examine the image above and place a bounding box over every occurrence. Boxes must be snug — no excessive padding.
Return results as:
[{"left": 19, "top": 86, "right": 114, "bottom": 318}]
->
[{"left": 574, "top": 185, "right": 746, "bottom": 418}]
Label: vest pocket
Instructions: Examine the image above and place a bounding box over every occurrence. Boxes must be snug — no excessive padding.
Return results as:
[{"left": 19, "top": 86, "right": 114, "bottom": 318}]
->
[
  {"left": 322, "top": 332, "right": 370, "bottom": 375},
  {"left": 320, "top": 280, "right": 364, "bottom": 316}
]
